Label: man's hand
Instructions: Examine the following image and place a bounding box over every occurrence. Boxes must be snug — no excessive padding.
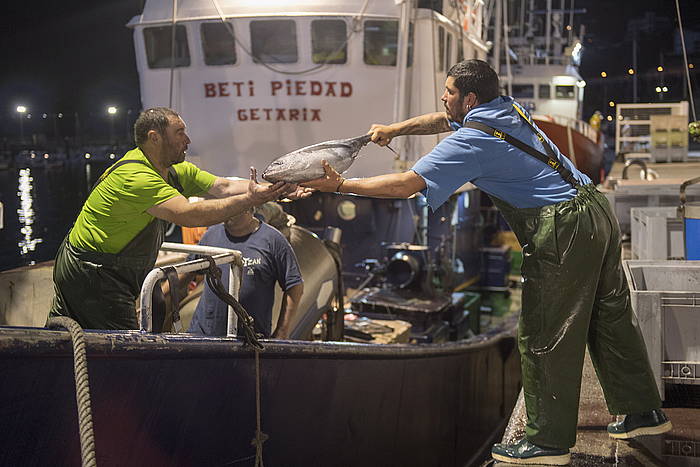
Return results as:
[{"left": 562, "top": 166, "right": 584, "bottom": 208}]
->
[
  {"left": 248, "top": 167, "right": 295, "bottom": 205},
  {"left": 368, "top": 123, "right": 397, "bottom": 147},
  {"left": 285, "top": 185, "right": 315, "bottom": 200},
  {"left": 300, "top": 161, "right": 344, "bottom": 192}
]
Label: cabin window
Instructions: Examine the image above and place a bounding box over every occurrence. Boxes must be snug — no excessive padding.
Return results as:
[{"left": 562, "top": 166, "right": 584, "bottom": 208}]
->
[
  {"left": 512, "top": 84, "right": 534, "bottom": 98},
  {"left": 539, "top": 84, "right": 551, "bottom": 99},
  {"left": 555, "top": 85, "right": 575, "bottom": 99},
  {"left": 364, "top": 20, "right": 399, "bottom": 66},
  {"left": 201, "top": 22, "right": 237, "bottom": 66},
  {"left": 438, "top": 26, "right": 445, "bottom": 71},
  {"left": 445, "top": 33, "right": 453, "bottom": 70},
  {"left": 250, "top": 20, "right": 298, "bottom": 63},
  {"left": 143, "top": 26, "right": 190, "bottom": 69},
  {"left": 312, "top": 20, "right": 347, "bottom": 64}
]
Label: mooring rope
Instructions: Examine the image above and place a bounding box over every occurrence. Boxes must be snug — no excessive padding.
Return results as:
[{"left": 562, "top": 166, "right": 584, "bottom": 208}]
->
[
  {"left": 252, "top": 349, "right": 268, "bottom": 467},
  {"left": 202, "top": 257, "right": 268, "bottom": 463},
  {"left": 47, "top": 316, "right": 97, "bottom": 467}
]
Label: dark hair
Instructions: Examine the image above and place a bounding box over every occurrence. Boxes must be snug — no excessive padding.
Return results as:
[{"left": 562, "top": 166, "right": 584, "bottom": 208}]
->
[
  {"left": 133, "top": 107, "right": 181, "bottom": 146},
  {"left": 447, "top": 59, "right": 500, "bottom": 104}
]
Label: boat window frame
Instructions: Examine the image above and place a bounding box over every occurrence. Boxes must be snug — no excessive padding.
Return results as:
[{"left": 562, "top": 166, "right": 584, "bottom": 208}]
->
[
  {"left": 311, "top": 18, "right": 348, "bottom": 65},
  {"left": 511, "top": 84, "right": 535, "bottom": 99},
  {"left": 437, "top": 26, "right": 446, "bottom": 71},
  {"left": 143, "top": 25, "right": 191, "bottom": 69},
  {"left": 250, "top": 19, "right": 299, "bottom": 64},
  {"left": 555, "top": 85, "right": 575, "bottom": 100},
  {"left": 445, "top": 31, "right": 453, "bottom": 71},
  {"left": 363, "top": 19, "right": 400, "bottom": 67},
  {"left": 200, "top": 21, "right": 238, "bottom": 66}
]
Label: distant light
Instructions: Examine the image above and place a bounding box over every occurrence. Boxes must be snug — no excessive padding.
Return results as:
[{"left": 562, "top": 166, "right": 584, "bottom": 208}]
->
[
  {"left": 26, "top": 114, "right": 32, "bottom": 119},
  {"left": 657, "top": 66, "right": 663, "bottom": 72},
  {"left": 655, "top": 86, "right": 662, "bottom": 92},
  {"left": 43, "top": 153, "right": 49, "bottom": 159},
  {"left": 627, "top": 68, "right": 635, "bottom": 75},
  {"left": 600, "top": 71, "right": 607, "bottom": 78},
  {"left": 58, "top": 113, "right": 63, "bottom": 118},
  {"left": 109, "top": 153, "right": 116, "bottom": 159},
  {"left": 609, "top": 101, "right": 615, "bottom": 107},
  {"left": 662, "top": 86, "right": 668, "bottom": 92},
  {"left": 566, "top": 25, "right": 572, "bottom": 31},
  {"left": 576, "top": 80, "right": 586, "bottom": 88},
  {"left": 16, "top": 105, "right": 27, "bottom": 114},
  {"left": 42, "top": 113, "right": 48, "bottom": 119},
  {"left": 85, "top": 153, "right": 91, "bottom": 159},
  {"left": 107, "top": 106, "right": 118, "bottom": 115},
  {"left": 30, "top": 153, "right": 36, "bottom": 159},
  {"left": 606, "top": 115, "right": 613, "bottom": 121},
  {"left": 690, "top": 64, "right": 695, "bottom": 69},
  {"left": 571, "top": 42, "right": 582, "bottom": 64}
]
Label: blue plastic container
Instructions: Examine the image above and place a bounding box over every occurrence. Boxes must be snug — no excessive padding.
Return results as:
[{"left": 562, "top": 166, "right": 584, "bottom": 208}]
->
[{"left": 685, "top": 202, "right": 700, "bottom": 260}]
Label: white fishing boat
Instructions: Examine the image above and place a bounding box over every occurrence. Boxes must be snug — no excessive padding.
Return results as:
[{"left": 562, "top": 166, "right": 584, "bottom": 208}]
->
[{"left": 495, "top": 0, "right": 605, "bottom": 182}]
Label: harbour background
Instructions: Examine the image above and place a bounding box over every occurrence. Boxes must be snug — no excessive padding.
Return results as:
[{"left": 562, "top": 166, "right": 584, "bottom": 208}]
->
[{"left": 0, "top": 159, "right": 111, "bottom": 271}]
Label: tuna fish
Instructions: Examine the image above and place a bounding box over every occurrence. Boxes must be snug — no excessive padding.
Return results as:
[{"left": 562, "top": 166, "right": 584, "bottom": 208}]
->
[{"left": 262, "top": 134, "right": 372, "bottom": 183}]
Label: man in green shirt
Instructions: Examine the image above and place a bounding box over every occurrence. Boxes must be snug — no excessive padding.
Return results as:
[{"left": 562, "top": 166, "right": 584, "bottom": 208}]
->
[{"left": 49, "top": 107, "right": 298, "bottom": 330}]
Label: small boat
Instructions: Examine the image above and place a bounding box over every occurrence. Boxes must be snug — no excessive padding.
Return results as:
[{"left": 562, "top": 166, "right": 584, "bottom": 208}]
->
[{"left": 0, "top": 321, "right": 519, "bottom": 466}]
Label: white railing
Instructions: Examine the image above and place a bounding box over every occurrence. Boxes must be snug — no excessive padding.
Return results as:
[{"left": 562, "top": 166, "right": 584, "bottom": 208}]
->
[{"left": 139, "top": 242, "right": 243, "bottom": 335}]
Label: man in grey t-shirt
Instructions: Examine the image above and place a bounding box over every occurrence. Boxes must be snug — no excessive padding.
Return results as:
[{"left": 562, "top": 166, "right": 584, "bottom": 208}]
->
[{"left": 188, "top": 207, "right": 303, "bottom": 338}]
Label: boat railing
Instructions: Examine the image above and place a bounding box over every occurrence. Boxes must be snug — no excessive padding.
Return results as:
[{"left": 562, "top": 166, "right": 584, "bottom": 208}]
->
[
  {"left": 534, "top": 113, "right": 599, "bottom": 143},
  {"left": 139, "top": 242, "right": 243, "bottom": 335}
]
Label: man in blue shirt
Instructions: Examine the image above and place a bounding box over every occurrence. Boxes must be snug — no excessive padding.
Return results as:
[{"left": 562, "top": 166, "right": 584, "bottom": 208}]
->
[
  {"left": 304, "top": 60, "right": 669, "bottom": 465},
  {"left": 188, "top": 207, "right": 303, "bottom": 339}
]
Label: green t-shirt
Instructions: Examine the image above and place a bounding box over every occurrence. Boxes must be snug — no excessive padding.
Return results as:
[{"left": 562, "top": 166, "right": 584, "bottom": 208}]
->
[{"left": 69, "top": 148, "right": 216, "bottom": 253}]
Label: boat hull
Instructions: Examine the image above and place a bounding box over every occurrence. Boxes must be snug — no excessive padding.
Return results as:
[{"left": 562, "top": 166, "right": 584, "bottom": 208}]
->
[{"left": 0, "top": 325, "right": 519, "bottom": 467}]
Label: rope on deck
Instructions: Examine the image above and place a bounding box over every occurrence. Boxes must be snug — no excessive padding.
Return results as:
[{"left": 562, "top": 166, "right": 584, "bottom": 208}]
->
[{"left": 47, "top": 316, "right": 97, "bottom": 467}]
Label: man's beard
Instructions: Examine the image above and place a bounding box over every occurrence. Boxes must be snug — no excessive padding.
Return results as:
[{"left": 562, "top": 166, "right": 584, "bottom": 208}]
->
[{"left": 163, "top": 135, "right": 186, "bottom": 164}]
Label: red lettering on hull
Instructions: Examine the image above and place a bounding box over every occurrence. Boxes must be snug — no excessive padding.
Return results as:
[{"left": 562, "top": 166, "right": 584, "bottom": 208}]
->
[{"left": 236, "top": 108, "right": 322, "bottom": 122}]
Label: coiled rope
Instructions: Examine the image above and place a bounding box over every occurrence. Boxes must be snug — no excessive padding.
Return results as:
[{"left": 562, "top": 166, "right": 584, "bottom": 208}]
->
[{"left": 47, "top": 316, "right": 97, "bottom": 467}]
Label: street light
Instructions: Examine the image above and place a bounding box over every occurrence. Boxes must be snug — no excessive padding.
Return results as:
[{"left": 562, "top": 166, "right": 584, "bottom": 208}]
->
[
  {"left": 107, "top": 106, "right": 118, "bottom": 144},
  {"left": 600, "top": 71, "right": 607, "bottom": 78},
  {"left": 657, "top": 66, "right": 664, "bottom": 72},
  {"left": 627, "top": 68, "right": 635, "bottom": 75},
  {"left": 16, "top": 105, "right": 27, "bottom": 144}
]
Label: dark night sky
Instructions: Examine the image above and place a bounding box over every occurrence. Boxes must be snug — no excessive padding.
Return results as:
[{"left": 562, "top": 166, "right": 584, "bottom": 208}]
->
[{"left": 0, "top": 0, "right": 697, "bottom": 123}]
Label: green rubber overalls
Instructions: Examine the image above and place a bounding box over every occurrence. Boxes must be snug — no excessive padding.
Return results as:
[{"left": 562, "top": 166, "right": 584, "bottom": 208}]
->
[
  {"left": 49, "top": 160, "right": 183, "bottom": 330},
  {"left": 467, "top": 109, "right": 661, "bottom": 449}
]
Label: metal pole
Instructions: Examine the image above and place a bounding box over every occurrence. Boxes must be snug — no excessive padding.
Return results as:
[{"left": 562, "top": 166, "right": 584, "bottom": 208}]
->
[
  {"left": 632, "top": 31, "right": 638, "bottom": 103},
  {"left": 18, "top": 115, "right": 24, "bottom": 144},
  {"left": 494, "top": 0, "right": 502, "bottom": 74},
  {"left": 393, "top": 0, "right": 412, "bottom": 163},
  {"left": 503, "top": 0, "right": 513, "bottom": 96},
  {"left": 545, "top": 0, "right": 552, "bottom": 65}
]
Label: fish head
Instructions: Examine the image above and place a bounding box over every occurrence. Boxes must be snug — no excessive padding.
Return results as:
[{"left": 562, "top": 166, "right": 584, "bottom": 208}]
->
[{"left": 262, "top": 153, "right": 312, "bottom": 183}]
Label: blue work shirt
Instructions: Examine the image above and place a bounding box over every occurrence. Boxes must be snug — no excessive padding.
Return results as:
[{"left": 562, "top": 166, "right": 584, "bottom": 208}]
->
[
  {"left": 188, "top": 222, "right": 303, "bottom": 337},
  {"left": 411, "top": 96, "right": 591, "bottom": 210}
]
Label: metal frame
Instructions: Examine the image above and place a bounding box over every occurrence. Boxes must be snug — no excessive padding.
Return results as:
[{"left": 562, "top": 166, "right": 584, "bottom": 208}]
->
[{"left": 139, "top": 242, "right": 243, "bottom": 335}]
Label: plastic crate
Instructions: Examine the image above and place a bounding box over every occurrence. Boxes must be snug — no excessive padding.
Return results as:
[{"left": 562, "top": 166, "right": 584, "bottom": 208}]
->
[
  {"left": 604, "top": 181, "right": 700, "bottom": 235},
  {"left": 480, "top": 245, "right": 511, "bottom": 287},
  {"left": 623, "top": 260, "right": 700, "bottom": 400},
  {"left": 630, "top": 207, "right": 684, "bottom": 260}
]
